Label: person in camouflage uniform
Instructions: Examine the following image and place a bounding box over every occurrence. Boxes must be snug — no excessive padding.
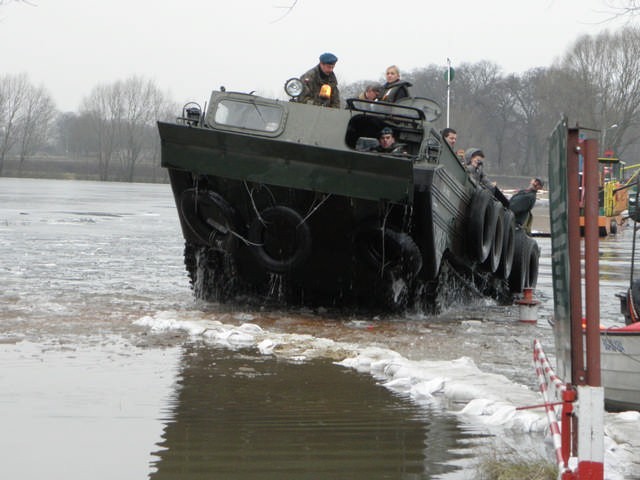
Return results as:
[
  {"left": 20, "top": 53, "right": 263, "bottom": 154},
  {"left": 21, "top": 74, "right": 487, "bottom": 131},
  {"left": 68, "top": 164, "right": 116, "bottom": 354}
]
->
[{"left": 298, "top": 52, "right": 340, "bottom": 108}]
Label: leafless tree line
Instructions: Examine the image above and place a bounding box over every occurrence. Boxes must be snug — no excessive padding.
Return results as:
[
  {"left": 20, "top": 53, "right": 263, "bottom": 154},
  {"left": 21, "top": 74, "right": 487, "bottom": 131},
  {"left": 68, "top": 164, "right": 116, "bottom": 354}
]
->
[
  {"left": 77, "top": 77, "right": 176, "bottom": 181},
  {"left": 2, "top": 26, "right": 640, "bottom": 183},
  {"left": 0, "top": 74, "right": 176, "bottom": 181},
  {"left": 0, "top": 73, "right": 55, "bottom": 175}
]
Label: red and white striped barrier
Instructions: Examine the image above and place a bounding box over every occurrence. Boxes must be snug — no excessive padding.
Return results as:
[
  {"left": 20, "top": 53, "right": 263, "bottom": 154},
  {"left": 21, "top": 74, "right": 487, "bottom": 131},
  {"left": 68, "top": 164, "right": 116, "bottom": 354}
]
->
[
  {"left": 533, "top": 339, "right": 573, "bottom": 476},
  {"left": 532, "top": 339, "right": 604, "bottom": 480}
]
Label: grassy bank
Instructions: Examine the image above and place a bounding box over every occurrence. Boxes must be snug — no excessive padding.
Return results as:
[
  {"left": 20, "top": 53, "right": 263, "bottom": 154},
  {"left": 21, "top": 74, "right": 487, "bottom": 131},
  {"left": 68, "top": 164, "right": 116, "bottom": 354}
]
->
[
  {"left": 1, "top": 155, "right": 535, "bottom": 189},
  {"left": 1, "top": 155, "right": 169, "bottom": 184},
  {"left": 477, "top": 452, "right": 558, "bottom": 480}
]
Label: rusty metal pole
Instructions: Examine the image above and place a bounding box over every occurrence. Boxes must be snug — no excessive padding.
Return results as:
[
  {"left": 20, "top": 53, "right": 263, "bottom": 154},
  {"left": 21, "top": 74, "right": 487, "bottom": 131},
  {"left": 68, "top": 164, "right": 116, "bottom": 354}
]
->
[
  {"left": 567, "top": 128, "right": 585, "bottom": 384},
  {"left": 583, "top": 138, "right": 601, "bottom": 386}
]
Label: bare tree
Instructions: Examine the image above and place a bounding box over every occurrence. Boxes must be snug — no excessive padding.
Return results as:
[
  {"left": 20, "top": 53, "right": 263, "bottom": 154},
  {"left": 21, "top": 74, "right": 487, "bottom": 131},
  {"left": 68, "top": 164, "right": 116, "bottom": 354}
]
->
[
  {"left": 16, "top": 84, "right": 56, "bottom": 173},
  {"left": 502, "top": 69, "right": 568, "bottom": 177},
  {"left": 271, "top": 0, "right": 298, "bottom": 23},
  {"left": 81, "top": 76, "right": 174, "bottom": 181},
  {"left": 604, "top": 0, "right": 640, "bottom": 18},
  {"left": 560, "top": 26, "right": 640, "bottom": 157},
  {"left": 55, "top": 111, "right": 98, "bottom": 163},
  {"left": 0, "top": 73, "right": 29, "bottom": 175},
  {"left": 145, "top": 98, "right": 178, "bottom": 183},
  {"left": 80, "top": 83, "right": 122, "bottom": 181},
  {"left": 443, "top": 61, "right": 507, "bottom": 161},
  {"left": 116, "top": 77, "right": 172, "bottom": 182}
]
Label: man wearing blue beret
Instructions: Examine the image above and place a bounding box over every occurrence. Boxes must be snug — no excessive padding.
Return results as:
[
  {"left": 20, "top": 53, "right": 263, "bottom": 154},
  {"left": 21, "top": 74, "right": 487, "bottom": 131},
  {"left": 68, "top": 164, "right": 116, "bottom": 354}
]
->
[{"left": 298, "top": 52, "right": 340, "bottom": 108}]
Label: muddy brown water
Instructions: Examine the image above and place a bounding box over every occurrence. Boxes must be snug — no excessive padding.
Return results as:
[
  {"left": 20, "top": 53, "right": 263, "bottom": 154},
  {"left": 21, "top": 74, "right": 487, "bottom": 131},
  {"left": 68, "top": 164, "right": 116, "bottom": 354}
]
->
[{"left": 0, "top": 178, "right": 631, "bottom": 479}]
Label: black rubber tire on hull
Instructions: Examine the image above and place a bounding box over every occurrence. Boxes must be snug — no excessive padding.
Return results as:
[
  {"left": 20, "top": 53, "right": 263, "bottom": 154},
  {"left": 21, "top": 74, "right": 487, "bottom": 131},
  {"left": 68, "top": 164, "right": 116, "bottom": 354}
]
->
[
  {"left": 509, "top": 231, "right": 540, "bottom": 293},
  {"left": 184, "top": 242, "right": 238, "bottom": 302},
  {"left": 355, "top": 223, "right": 423, "bottom": 311},
  {"left": 180, "top": 188, "right": 241, "bottom": 252},
  {"left": 355, "top": 224, "right": 423, "bottom": 278},
  {"left": 248, "top": 205, "right": 312, "bottom": 273},
  {"left": 526, "top": 239, "right": 540, "bottom": 289},
  {"left": 498, "top": 209, "right": 516, "bottom": 279},
  {"left": 482, "top": 201, "right": 505, "bottom": 273},
  {"left": 468, "top": 189, "right": 497, "bottom": 263}
]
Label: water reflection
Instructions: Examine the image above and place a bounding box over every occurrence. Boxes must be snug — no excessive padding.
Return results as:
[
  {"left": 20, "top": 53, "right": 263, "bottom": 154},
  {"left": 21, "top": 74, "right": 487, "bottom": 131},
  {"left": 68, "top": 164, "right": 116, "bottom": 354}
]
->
[
  {"left": 3, "top": 179, "right": 636, "bottom": 479},
  {"left": 150, "top": 344, "right": 485, "bottom": 479}
]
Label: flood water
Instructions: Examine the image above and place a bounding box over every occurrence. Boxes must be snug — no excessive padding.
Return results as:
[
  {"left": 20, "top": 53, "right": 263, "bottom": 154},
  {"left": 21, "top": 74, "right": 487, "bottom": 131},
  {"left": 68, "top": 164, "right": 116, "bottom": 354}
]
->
[{"left": 0, "top": 178, "right": 633, "bottom": 479}]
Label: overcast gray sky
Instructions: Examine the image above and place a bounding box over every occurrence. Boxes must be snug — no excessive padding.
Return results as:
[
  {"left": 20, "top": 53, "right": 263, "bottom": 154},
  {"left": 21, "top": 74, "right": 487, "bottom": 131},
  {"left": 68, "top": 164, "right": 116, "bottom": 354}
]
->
[{"left": 0, "top": 0, "right": 629, "bottom": 112}]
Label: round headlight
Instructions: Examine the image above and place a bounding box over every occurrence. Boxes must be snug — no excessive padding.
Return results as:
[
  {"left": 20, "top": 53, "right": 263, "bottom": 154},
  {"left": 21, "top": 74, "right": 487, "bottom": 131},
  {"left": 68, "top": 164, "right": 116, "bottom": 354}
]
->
[{"left": 284, "top": 78, "right": 304, "bottom": 98}]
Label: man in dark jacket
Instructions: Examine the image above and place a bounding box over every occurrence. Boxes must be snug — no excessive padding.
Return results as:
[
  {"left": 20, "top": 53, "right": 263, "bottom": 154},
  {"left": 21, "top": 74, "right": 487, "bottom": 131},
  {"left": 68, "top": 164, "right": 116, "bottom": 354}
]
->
[
  {"left": 298, "top": 52, "right": 340, "bottom": 108},
  {"left": 509, "top": 177, "right": 544, "bottom": 227}
]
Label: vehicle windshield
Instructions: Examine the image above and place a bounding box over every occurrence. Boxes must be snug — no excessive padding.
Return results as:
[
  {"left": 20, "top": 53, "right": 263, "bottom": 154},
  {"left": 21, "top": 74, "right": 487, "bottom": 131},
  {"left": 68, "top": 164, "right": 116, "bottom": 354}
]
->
[
  {"left": 348, "top": 99, "right": 424, "bottom": 120},
  {"left": 213, "top": 99, "right": 283, "bottom": 133},
  {"left": 347, "top": 97, "right": 442, "bottom": 123}
]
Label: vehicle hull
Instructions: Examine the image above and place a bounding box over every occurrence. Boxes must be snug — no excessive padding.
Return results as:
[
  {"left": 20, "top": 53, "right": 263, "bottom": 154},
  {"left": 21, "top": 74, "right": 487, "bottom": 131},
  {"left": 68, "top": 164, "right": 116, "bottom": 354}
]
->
[{"left": 159, "top": 93, "right": 534, "bottom": 312}]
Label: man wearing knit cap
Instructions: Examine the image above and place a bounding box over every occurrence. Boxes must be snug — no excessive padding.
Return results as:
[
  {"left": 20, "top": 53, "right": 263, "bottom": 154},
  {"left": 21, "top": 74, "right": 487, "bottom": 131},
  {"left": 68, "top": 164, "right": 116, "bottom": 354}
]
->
[{"left": 298, "top": 52, "right": 340, "bottom": 108}]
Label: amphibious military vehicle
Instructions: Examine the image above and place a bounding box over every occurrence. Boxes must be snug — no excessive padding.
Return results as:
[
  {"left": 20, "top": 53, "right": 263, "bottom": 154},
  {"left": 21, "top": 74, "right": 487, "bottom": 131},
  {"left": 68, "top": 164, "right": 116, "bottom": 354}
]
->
[{"left": 158, "top": 80, "right": 539, "bottom": 312}]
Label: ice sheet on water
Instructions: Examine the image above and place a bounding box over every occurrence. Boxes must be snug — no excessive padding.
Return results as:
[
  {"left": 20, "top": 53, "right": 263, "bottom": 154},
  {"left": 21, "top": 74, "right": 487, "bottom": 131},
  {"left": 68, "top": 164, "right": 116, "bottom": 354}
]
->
[{"left": 134, "top": 310, "right": 640, "bottom": 479}]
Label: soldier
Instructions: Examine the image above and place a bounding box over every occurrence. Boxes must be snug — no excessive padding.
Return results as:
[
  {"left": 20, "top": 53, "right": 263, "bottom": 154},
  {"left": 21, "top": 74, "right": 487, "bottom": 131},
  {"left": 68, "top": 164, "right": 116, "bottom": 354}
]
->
[
  {"left": 373, "top": 127, "right": 408, "bottom": 155},
  {"left": 298, "top": 52, "right": 340, "bottom": 108}
]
